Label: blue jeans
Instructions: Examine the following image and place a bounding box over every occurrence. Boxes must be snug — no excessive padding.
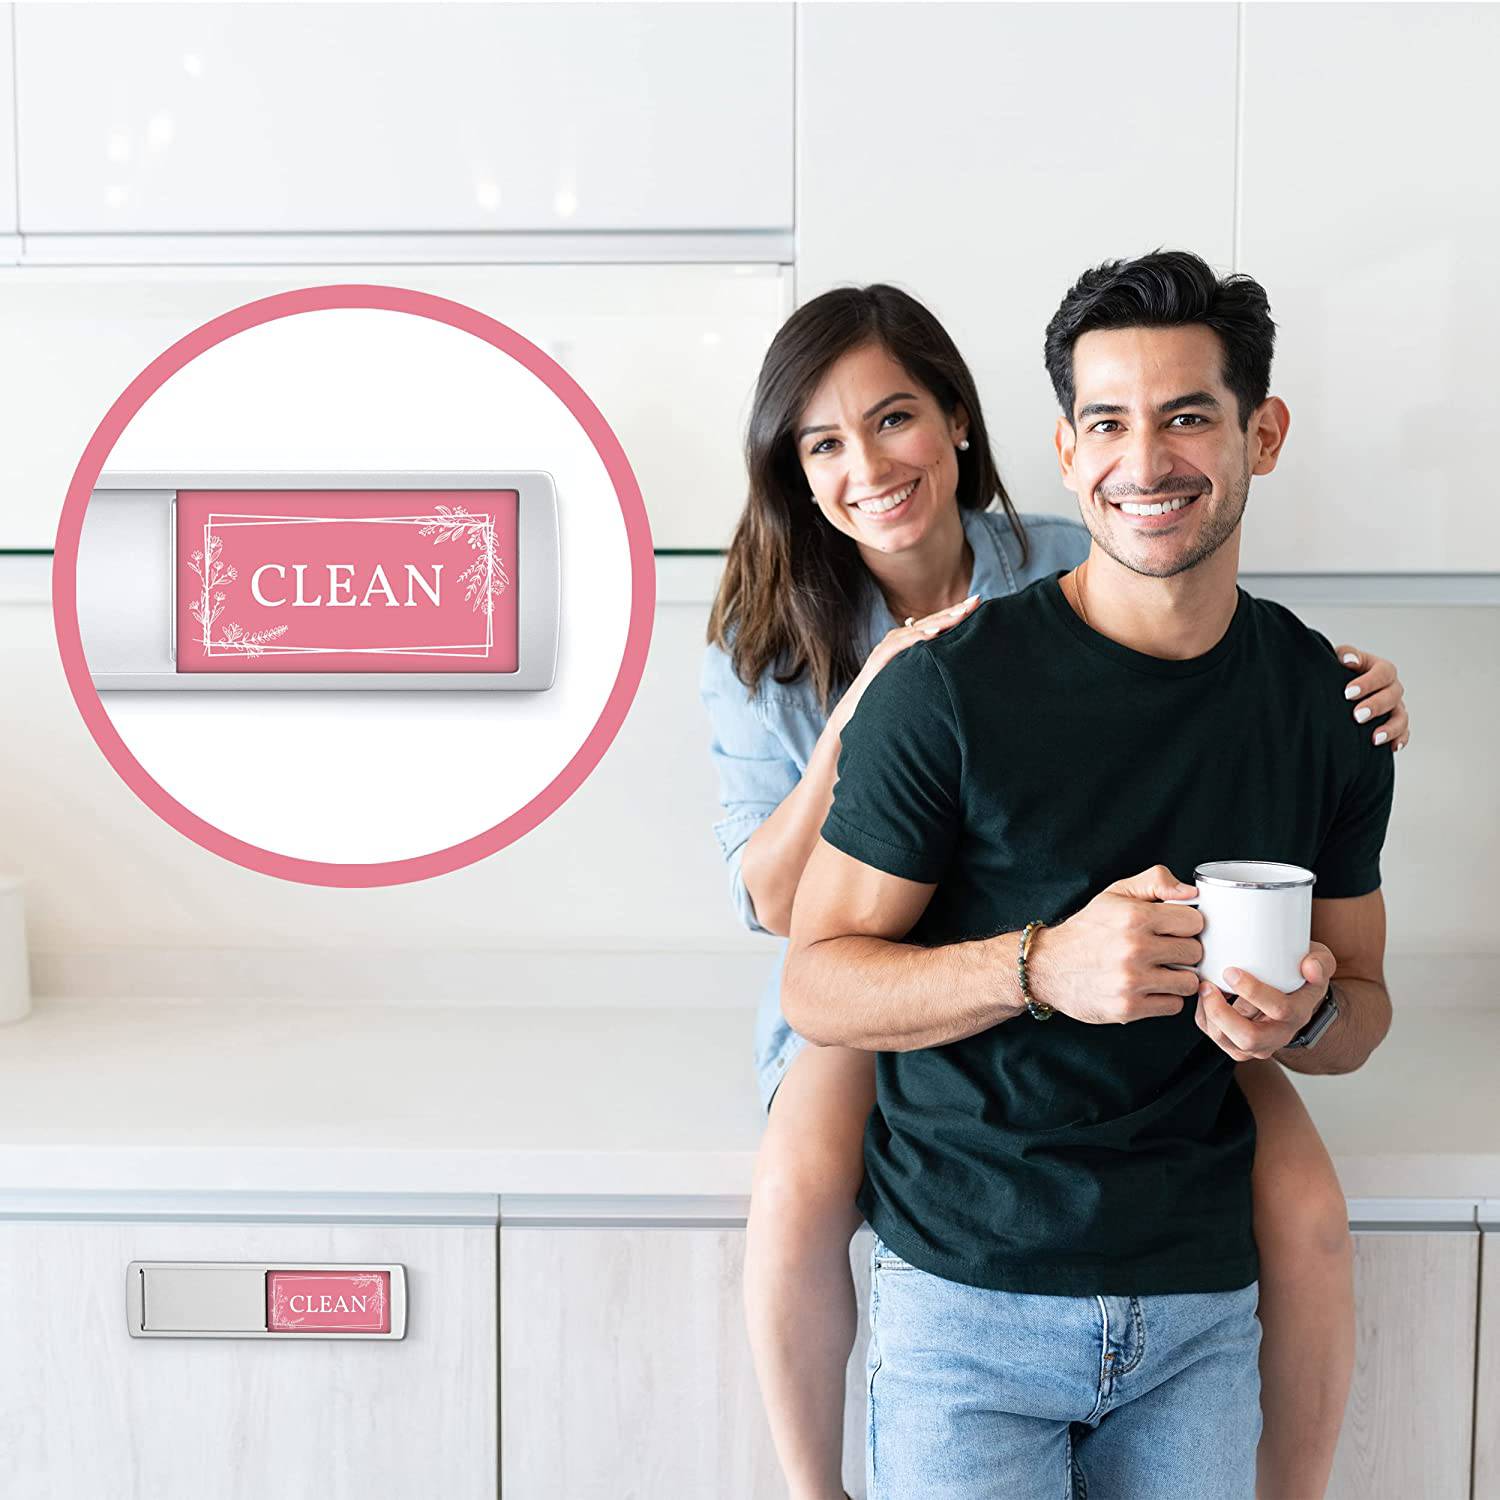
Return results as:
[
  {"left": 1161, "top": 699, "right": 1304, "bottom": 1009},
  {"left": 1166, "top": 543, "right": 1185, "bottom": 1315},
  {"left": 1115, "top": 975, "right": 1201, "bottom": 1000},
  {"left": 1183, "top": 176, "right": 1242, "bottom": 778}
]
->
[{"left": 867, "top": 1237, "right": 1263, "bottom": 1499}]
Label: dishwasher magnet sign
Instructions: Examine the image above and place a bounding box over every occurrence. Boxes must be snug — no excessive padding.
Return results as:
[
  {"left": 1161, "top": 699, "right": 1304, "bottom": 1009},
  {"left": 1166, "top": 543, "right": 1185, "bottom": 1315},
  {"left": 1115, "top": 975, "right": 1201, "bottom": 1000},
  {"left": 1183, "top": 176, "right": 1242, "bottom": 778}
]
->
[
  {"left": 173, "top": 490, "right": 520, "bottom": 673},
  {"left": 266, "top": 1270, "right": 393, "bottom": 1334}
]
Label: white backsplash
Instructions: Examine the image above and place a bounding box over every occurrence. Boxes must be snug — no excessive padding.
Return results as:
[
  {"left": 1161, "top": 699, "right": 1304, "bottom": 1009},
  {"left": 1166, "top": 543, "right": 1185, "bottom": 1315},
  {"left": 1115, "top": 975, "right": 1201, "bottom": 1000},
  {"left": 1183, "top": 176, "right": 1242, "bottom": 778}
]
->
[{"left": 0, "top": 569, "right": 1493, "bottom": 1005}]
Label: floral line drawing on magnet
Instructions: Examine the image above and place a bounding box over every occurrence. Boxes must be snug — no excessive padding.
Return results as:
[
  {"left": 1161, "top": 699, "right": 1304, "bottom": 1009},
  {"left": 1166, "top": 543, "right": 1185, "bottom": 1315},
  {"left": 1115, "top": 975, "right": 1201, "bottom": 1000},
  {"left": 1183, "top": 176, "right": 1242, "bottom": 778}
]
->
[
  {"left": 417, "top": 504, "right": 510, "bottom": 614},
  {"left": 183, "top": 508, "right": 511, "bottom": 660},
  {"left": 186, "top": 533, "right": 291, "bottom": 656}
]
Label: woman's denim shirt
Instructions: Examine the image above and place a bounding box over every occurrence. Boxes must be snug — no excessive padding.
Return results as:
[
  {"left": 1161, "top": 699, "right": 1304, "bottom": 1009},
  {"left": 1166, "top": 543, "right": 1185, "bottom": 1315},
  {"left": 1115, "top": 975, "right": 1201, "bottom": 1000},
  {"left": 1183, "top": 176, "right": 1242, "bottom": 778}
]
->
[{"left": 699, "top": 507, "right": 1089, "bottom": 1105}]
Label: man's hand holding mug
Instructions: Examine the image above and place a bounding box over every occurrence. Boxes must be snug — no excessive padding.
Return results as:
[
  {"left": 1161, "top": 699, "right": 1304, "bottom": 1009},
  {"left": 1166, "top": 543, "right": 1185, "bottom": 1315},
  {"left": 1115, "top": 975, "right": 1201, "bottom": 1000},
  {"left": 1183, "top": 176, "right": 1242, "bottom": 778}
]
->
[
  {"left": 1025, "top": 864, "right": 1209, "bottom": 1025},
  {"left": 1026, "top": 860, "right": 1332, "bottom": 1059},
  {"left": 1195, "top": 947, "right": 1335, "bottom": 1062}
]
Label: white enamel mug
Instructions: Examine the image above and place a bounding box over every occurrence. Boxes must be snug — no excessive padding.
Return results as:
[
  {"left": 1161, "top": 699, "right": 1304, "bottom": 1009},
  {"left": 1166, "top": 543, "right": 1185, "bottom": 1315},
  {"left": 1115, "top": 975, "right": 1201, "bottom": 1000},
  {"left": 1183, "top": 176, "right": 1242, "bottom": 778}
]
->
[{"left": 1166, "top": 861, "right": 1316, "bottom": 996}]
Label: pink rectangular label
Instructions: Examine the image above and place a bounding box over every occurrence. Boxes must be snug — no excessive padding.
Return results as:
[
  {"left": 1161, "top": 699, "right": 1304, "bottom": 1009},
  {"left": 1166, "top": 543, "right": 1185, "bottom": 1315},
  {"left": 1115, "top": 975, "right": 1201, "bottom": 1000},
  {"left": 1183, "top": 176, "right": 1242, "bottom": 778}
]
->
[
  {"left": 175, "top": 490, "right": 519, "bottom": 673},
  {"left": 266, "top": 1270, "right": 391, "bottom": 1333}
]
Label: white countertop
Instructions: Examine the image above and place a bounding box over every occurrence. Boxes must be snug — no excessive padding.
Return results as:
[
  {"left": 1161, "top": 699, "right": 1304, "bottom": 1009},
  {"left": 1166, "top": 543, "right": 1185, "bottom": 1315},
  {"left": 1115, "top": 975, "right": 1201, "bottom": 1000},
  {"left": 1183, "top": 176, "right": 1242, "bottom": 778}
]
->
[{"left": 0, "top": 998, "right": 1494, "bottom": 1209}]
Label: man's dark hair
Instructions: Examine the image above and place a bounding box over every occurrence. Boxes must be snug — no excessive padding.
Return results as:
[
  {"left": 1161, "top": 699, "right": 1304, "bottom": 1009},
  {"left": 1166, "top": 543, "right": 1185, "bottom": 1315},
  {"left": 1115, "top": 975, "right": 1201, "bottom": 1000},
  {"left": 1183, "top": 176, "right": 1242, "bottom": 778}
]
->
[{"left": 1044, "top": 250, "right": 1276, "bottom": 429}]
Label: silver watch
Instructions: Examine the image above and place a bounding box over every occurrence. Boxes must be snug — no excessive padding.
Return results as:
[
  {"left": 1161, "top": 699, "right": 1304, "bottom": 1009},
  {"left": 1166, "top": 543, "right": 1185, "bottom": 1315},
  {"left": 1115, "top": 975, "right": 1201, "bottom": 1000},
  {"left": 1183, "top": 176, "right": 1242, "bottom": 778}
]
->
[{"left": 1283, "top": 983, "right": 1340, "bottom": 1050}]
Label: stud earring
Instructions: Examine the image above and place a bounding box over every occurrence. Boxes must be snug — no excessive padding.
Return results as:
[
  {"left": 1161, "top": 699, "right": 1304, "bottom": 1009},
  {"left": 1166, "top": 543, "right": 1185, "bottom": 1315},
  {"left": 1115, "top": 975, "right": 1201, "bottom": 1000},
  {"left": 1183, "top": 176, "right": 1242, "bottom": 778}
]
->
[{"left": 957, "top": 439, "right": 971, "bottom": 452}]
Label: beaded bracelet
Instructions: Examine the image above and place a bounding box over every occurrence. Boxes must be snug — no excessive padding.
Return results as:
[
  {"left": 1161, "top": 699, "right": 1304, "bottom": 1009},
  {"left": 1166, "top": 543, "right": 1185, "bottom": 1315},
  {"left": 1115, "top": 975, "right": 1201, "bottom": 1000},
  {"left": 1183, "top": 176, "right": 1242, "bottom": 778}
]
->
[{"left": 1018, "top": 920, "right": 1053, "bottom": 1020}]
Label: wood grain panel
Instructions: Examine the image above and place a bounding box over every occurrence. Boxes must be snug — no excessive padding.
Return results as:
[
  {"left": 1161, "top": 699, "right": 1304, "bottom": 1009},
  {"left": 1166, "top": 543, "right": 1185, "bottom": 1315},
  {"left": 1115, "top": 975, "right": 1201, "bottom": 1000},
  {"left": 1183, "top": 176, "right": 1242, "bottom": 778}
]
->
[
  {"left": 501, "top": 1225, "right": 780, "bottom": 1498},
  {"left": 0, "top": 1219, "right": 497, "bottom": 1500},
  {"left": 842, "top": 1226, "right": 873, "bottom": 1498},
  {"left": 1326, "top": 1231, "right": 1478, "bottom": 1500},
  {"left": 1475, "top": 1231, "right": 1498, "bottom": 1500}
]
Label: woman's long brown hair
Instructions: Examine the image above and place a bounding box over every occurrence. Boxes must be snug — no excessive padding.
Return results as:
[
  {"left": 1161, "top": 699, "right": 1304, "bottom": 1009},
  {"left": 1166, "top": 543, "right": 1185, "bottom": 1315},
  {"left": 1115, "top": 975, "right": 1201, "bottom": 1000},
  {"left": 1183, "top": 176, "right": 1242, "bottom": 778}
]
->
[{"left": 708, "top": 284, "right": 1027, "bottom": 711}]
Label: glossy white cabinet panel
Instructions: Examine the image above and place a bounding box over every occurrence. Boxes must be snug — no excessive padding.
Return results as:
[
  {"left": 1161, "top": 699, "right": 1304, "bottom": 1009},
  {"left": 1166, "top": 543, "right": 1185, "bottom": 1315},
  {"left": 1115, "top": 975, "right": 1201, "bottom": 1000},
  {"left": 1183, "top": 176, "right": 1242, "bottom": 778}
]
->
[
  {"left": 15, "top": 2, "right": 792, "bottom": 235},
  {"left": 1239, "top": 3, "right": 1500, "bottom": 574},
  {"left": 0, "top": 1217, "right": 497, "bottom": 1500},
  {"left": 797, "top": 2, "right": 1236, "bottom": 526},
  {"left": 0, "top": 262, "right": 787, "bottom": 549},
  {"left": 0, "top": 6, "right": 15, "bottom": 241}
]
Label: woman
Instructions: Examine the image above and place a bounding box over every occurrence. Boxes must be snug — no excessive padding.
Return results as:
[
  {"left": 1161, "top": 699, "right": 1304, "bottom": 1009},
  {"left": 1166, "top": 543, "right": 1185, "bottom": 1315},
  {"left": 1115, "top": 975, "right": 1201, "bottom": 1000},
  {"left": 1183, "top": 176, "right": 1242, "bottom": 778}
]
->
[{"left": 701, "top": 284, "right": 1408, "bottom": 1500}]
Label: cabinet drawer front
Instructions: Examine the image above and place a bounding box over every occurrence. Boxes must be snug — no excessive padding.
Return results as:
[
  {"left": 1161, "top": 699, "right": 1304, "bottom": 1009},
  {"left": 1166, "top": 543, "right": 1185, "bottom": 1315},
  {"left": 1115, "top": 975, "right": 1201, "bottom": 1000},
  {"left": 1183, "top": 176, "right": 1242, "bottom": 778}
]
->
[{"left": 0, "top": 1219, "right": 496, "bottom": 1500}]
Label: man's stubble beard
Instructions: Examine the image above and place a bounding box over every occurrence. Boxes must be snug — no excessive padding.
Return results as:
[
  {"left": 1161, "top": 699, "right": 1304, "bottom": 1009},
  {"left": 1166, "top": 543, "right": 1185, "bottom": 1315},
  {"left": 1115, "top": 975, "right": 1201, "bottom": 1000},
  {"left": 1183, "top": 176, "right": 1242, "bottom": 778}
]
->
[{"left": 1083, "top": 453, "right": 1251, "bottom": 581}]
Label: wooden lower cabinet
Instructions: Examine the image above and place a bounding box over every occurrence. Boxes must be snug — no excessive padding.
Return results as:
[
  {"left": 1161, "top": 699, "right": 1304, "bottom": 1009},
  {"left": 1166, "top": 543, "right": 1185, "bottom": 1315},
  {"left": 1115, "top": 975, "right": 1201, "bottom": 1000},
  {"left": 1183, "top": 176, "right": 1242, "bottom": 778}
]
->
[
  {"left": 500, "top": 1225, "right": 780, "bottom": 1498},
  {"left": 1475, "top": 1230, "right": 1500, "bottom": 1500},
  {"left": 0, "top": 1208, "right": 1479, "bottom": 1497},
  {"left": 0, "top": 1215, "right": 498, "bottom": 1500},
  {"left": 503, "top": 1224, "right": 1481, "bottom": 1500},
  {"left": 1327, "top": 1231, "right": 1479, "bottom": 1500}
]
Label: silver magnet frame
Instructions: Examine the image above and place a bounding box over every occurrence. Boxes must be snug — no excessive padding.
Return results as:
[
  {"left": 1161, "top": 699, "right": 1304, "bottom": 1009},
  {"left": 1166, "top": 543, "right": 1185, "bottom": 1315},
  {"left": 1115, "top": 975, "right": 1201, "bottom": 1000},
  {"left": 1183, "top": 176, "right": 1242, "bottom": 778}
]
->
[{"left": 126, "top": 1260, "right": 408, "bottom": 1340}]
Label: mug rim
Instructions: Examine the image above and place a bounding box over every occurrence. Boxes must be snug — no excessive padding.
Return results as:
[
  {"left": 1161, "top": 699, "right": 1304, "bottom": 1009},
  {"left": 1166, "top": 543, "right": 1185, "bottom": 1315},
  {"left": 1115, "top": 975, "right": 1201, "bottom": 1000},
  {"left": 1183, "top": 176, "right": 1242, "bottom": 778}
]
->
[{"left": 1194, "top": 860, "right": 1316, "bottom": 891}]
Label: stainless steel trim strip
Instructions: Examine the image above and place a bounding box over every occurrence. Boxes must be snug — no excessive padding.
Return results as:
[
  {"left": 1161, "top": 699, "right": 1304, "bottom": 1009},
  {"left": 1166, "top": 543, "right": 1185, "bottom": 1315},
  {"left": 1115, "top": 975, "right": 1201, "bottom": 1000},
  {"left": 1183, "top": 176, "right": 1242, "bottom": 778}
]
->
[{"left": 0, "top": 1190, "right": 500, "bottom": 1223}]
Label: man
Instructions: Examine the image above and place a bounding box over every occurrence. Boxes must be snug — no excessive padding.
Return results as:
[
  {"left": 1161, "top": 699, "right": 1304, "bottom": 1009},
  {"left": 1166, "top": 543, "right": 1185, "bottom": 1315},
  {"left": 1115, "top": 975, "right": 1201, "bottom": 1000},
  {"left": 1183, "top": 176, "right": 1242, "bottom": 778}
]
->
[{"left": 782, "top": 249, "right": 1395, "bottom": 1498}]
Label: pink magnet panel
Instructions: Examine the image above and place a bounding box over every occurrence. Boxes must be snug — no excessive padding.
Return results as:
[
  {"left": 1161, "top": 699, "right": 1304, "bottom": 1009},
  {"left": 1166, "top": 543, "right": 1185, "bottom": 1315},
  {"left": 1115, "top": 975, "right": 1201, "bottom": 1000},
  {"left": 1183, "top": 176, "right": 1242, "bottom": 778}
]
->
[
  {"left": 266, "top": 1270, "right": 392, "bottom": 1333},
  {"left": 174, "top": 491, "right": 519, "bottom": 672}
]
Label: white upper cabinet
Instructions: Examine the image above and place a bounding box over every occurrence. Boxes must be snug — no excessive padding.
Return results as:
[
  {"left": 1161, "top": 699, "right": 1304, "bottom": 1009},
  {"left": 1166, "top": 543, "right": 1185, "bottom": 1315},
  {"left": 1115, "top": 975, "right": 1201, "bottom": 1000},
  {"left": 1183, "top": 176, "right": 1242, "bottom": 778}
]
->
[
  {"left": 15, "top": 2, "right": 793, "bottom": 234},
  {"left": 797, "top": 2, "right": 1237, "bottom": 525},
  {"left": 1238, "top": 3, "right": 1500, "bottom": 574},
  {"left": 0, "top": 6, "right": 14, "bottom": 239},
  {"left": 0, "top": 263, "right": 786, "bottom": 550}
]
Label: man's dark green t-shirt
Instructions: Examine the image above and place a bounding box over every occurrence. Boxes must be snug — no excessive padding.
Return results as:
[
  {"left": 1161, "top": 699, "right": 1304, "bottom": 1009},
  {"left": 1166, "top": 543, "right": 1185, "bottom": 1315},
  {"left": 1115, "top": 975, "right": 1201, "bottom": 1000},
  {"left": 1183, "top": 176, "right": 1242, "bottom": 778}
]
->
[{"left": 821, "top": 572, "right": 1395, "bottom": 1297}]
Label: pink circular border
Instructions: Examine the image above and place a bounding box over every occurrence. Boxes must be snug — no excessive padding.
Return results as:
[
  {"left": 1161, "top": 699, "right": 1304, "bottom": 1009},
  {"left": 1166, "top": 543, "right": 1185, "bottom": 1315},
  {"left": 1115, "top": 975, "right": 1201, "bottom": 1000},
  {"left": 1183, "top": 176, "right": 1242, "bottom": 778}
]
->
[{"left": 52, "top": 284, "right": 656, "bottom": 888}]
